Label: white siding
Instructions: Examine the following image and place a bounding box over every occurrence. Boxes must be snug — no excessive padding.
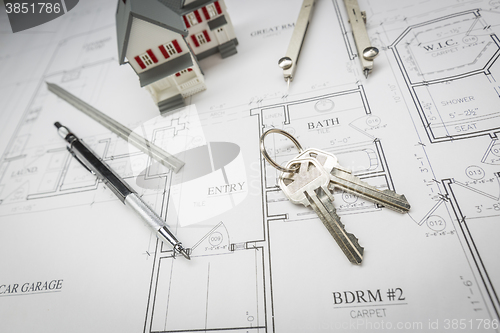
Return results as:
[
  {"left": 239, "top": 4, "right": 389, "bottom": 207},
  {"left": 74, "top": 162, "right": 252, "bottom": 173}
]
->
[
  {"left": 185, "top": 0, "right": 236, "bottom": 54},
  {"left": 218, "top": 0, "right": 236, "bottom": 40},
  {"left": 126, "top": 17, "right": 187, "bottom": 73}
]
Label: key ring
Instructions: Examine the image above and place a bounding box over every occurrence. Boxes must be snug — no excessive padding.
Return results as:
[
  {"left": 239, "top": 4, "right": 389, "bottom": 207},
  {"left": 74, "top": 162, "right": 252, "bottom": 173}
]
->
[{"left": 260, "top": 128, "right": 304, "bottom": 173}]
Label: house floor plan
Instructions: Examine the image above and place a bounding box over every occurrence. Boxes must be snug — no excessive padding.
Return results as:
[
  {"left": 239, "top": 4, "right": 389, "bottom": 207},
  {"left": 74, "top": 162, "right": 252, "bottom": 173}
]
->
[{"left": 0, "top": 0, "right": 499, "bottom": 332}]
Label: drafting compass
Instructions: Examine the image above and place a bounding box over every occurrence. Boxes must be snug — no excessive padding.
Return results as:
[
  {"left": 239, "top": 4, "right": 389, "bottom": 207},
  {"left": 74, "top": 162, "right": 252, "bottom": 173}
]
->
[
  {"left": 278, "top": 0, "right": 315, "bottom": 89},
  {"left": 343, "top": 0, "right": 379, "bottom": 78}
]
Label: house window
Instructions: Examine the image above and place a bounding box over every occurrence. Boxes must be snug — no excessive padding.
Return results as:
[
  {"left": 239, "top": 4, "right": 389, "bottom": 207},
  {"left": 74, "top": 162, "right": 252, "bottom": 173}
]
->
[
  {"left": 197, "top": 34, "right": 207, "bottom": 45},
  {"left": 197, "top": 30, "right": 211, "bottom": 45},
  {"left": 160, "top": 43, "right": 176, "bottom": 58},
  {"left": 141, "top": 53, "right": 154, "bottom": 66},
  {"left": 175, "top": 68, "right": 193, "bottom": 77},
  {"left": 185, "top": 13, "right": 197, "bottom": 26},
  {"left": 203, "top": 4, "right": 218, "bottom": 20},
  {"left": 159, "top": 40, "right": 183, "bottom": 59},
  {"left": 185, "top": 10, "right": 202, "bottom": 26},
  {"left": 165, "top": 43, "right": 176, "bottom": 56},
  {"left": 134, "top": 49, "right": 157, "bottom": 69},
  {"left": 190, "top": 31, "right": 211, "bottom": 47}
]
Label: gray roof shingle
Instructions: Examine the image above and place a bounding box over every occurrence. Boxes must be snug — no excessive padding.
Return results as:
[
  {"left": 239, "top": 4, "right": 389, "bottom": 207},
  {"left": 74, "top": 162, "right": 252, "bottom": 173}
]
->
[{"left": 116, "top": 0, "right": 188, "bottom": 64}]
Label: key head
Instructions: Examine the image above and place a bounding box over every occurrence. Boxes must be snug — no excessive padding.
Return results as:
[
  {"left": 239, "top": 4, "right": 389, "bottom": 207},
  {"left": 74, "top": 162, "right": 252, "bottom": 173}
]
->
[
  {"left": 296, "top": 148, "right": 338, "bottom": 172},
  {"left": 295, "top": 148, "right": 351, "bottom": 174},
  {"left": 279, "top": 157, "right": 331, "bottom": 207}
]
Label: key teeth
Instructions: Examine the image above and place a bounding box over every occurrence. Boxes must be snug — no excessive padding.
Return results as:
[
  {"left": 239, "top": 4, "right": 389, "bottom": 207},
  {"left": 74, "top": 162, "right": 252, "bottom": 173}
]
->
[
  {"left": 400, "top": 194, "right": 411, "bottom": 210},
  {"left": 343, "top": 179, "right": 411, "bottom": 212},
  {"left": 333, "top": 165, "right": 351, "bottom": 174},
  {"left": 381, "top": 190, "right": 411, "bottom": 211},
  {"left": 347, "top": 233, "right": 364, "bottom": 265},
  {"left": 381, "top": 189, "right": 405, "bottom": 199}
]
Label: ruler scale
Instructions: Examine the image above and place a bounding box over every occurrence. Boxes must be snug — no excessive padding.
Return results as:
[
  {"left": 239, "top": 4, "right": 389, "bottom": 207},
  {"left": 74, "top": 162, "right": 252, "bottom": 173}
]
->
[{"left": 47, "top": 82, "right": 184, "bottom": 173}]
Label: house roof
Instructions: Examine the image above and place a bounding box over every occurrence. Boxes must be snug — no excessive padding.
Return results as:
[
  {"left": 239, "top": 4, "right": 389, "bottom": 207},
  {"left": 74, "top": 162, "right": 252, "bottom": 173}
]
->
[
  {"left": 157, "top": 0, "right": 184, "bottom": 10},
  {"left": 116, "top": 0, "right": 188, "bottom": 64},
  {"left": 137, "top": 52, "right": 193, "bottom": 87},
  {"left": 180, "top": 0, "right": 217, "bottom": 15},
  {"left": 158, "top": 0, "right": 217, "bottom": 16}
]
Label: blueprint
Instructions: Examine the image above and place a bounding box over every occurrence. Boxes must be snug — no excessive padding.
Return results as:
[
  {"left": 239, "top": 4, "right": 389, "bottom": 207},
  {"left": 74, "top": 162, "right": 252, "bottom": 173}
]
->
[{"left": 0, "top": 0, "right": 499, "bottom": 332}]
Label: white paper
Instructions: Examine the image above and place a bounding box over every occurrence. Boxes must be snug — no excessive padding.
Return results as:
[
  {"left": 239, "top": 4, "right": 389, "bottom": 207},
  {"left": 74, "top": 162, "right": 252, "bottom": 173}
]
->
[{"left": 0, "top": 0, "right": 499, "bottom": 332}]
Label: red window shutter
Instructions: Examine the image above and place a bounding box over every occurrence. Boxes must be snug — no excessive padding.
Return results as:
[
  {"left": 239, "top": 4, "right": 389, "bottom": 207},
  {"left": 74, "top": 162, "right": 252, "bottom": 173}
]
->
[
  {"left": 158, "top": 45, "right": 170, "bottom": 59},
  {"left": 214, "top": 1, "right": 222, "bottom": 14},
  {"left": 183, "top": 15, "right": 190, "bottom": 28},
  {"left": 194, "top": 10, "right": 202, "bottom": 23},
  {"left": 146, "top": 49, "right": 158, "bottom": 63},
  {"left": 187, "top": 68, "right": 193, "bottom": 72},
  {"left": 202, "top": 7, "right": 210, "bottom": 20},
  {"left": 190, "top": 35, "right": 200, "bottom": 47},
  {"left": 134, "top": 56, "right": 146, "bottom": 69},
  {"left": 203, "top": 30, "right": 211, "bottom": 42},
  {"left": 175, "top": 72, "right": 181, "bottom": 77},
  {"left": 172, "top": 40, "right": 182, "bottom": 53}
]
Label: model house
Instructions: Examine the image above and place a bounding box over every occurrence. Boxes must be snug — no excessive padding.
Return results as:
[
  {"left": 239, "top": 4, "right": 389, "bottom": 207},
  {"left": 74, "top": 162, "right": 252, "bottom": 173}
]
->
[{"left": 116, "top": 0, "right": 238, "bottom": 113}]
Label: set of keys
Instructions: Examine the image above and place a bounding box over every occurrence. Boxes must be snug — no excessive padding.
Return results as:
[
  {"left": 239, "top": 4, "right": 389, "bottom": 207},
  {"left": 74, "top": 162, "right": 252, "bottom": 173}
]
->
[{"left": 260, "top": 129, "right": 411, "bottom": 265}]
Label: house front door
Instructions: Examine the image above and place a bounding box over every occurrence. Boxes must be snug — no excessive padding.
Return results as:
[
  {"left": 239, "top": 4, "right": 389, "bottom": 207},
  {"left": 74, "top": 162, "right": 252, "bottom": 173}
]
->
[{"left": 214, "top": 27, "right": 229, "bottom": 45}]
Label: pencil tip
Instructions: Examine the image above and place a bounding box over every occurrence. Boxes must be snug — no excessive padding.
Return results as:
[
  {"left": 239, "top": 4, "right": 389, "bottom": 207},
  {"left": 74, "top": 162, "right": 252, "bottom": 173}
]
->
[
  {"left": 176, "top": 245, "right": 191, "bottom": 260},
  {"left": 181, "top": 249, "right": 191, "bottom": 260}
]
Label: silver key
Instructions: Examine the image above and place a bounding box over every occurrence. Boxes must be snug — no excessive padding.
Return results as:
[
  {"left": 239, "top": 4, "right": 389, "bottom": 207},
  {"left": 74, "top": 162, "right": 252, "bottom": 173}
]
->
[
  {"left": 279, "top": 156, "right": 364, "bottom": 265},
  {"left": 296, "top": 148, "right": 411, "bottom": 213}
]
